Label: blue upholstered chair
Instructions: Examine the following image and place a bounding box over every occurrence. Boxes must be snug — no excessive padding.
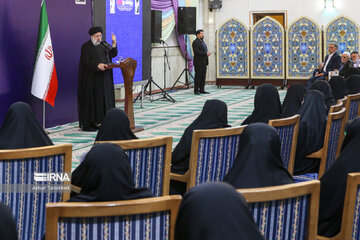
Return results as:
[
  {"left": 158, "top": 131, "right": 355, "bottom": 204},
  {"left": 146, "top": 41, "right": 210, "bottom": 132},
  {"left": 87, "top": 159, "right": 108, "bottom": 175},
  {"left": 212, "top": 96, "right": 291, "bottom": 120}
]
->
[
  {"left": 344, "top": 93, "right": 360, "bottom": 123},
  {"left": 45, "top": 195, "right": 182, "bottom": 240},
  {"left": 238, "top": 180, "right": 320, "bottom": 240},
  {"left": 317, "top": 173, "right": 360, "bottom": 240},
  {"left": 0, "top": 144, "right": 72, "bottom": 240},
  {"left": 329, "top": 100, "right": 344, "bottom": 114},
  {"left": 269, "top": 114, "right": 300, "bottom": 175},
  {"left": 170, "top": 126, "right": 246, "bottom": 191},
  {"left": 294, "top": 108, "right": 347, "bottom": 182},
  {"left": 97, "top": 136, "right": 172, "bottom": 196}
]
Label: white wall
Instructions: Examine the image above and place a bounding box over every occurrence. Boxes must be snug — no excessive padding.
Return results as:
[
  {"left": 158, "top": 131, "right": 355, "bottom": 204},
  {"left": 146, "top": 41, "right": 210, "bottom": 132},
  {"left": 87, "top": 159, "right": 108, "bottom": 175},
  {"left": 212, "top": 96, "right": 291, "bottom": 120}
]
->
[{"left": 215, "top": 0, "right": 360, "bottom": 29}]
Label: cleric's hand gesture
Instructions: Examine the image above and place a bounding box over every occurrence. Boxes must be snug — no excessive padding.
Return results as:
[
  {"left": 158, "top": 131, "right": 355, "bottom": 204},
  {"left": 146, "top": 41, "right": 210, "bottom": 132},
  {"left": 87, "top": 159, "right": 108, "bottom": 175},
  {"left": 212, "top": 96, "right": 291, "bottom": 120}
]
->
[{"left": 112, "top": 33, "right": 117, "bottom": 47}]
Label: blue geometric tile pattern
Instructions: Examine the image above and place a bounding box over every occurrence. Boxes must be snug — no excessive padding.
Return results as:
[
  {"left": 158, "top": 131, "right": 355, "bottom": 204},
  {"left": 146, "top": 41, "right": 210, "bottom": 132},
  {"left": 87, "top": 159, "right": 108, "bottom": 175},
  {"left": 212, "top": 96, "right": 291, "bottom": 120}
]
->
[
  {"left": 325, "top": 16, "right": 359, "bottom": 54},
  {"left": 287, "top": 17, "right": 322, "bottom": 79},
  {"left": 217, "top": 18, "right": 249, "bottom": 78},
  {"left": 251, "top": 16, "right": 285, "bottom": 79}
]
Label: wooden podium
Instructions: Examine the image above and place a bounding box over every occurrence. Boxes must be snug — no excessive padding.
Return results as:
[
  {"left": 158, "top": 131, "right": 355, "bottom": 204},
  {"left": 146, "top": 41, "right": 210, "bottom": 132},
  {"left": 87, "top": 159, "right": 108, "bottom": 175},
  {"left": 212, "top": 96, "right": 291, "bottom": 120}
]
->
[{"left": 105, "top": 58, "right": 143, "bottom": 132}]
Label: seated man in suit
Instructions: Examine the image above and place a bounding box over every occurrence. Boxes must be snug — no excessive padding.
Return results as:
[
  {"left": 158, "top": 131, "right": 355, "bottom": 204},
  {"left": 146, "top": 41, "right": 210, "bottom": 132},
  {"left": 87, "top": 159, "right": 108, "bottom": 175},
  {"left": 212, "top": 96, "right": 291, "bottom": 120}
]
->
[
  {"left": 351, "top": 51, "right": 360, "bottom": 68},
  {"left": 339, "top": 51, "right": 353, "bottom": 77},
  {"left": 306, "top": 42, "right": 341, "bottom": 89}
]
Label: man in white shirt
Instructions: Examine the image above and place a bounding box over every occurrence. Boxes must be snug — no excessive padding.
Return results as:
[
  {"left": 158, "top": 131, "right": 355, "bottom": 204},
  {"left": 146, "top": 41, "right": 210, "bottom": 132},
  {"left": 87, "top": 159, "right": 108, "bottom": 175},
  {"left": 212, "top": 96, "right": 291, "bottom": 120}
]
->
[{"left": 306, "top": 43, "right": 341, "bottom": 89}]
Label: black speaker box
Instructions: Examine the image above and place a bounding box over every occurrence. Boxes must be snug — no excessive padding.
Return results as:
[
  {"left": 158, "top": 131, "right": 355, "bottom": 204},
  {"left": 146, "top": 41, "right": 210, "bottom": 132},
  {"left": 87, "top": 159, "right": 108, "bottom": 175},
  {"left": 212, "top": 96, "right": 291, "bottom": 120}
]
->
[
  {"left": 209, "top": 0, "right": 222, "bottom": 10},
  {"left": 177, "top": 7, "right": 196, "bottom": 35},
  {"left": 151, "top": 10, "right": 162, "bottom": 43}
]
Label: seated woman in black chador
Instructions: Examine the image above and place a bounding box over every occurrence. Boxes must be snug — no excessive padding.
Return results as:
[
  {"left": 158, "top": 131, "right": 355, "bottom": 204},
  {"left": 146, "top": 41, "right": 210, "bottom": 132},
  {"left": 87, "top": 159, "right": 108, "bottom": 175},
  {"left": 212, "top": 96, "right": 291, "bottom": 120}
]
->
[
  {"left": 0, "top": 203, "right": 17, "bottom": 240},
  {"left": 170, "top": 99, "right": 230, "bottom": 195},
  {"left": 95, "top": 108, "right": 138, "bottom": 141},
  {"left": 294, "top": 90, "right": 327, "bottom": 175},
  {"left": 69, "top": 143, "right": 153, "bottom": 202},
  {"left": 242, "top": 84, "right": 281, "bottom": 125},
  {"left": 0, "top": 102, "right": 53, "bottom": 149},
  {"left": 329, "top": 76, "right": 346, "bottom": 101},
  {"left": 175, "top": 182, "right": 265, "bottom": 240},
  {"left": 171, "top": 99, "right": 230, "bottom": 174},
  {"left": 318, "top": 117, "right": 360, "bottom": 237},
  {"left": 281, "top": 84, "right": 307, "bottom": 118},
  {"left": 223, "top": 123, "right": 293, "bottom": 188},
  {"left": 310, "top": 80, "right": 336, "bottom": 112},
  {"left": 346, "top": 74, "right": 360, "bottom": 94}
]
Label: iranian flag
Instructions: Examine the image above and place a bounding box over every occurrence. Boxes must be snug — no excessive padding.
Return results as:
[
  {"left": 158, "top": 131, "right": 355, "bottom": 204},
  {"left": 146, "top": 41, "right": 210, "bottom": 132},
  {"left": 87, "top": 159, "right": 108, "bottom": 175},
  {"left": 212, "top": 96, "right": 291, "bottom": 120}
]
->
[{"left": 31, "top": 0, "right": 58, "bottom": 107}]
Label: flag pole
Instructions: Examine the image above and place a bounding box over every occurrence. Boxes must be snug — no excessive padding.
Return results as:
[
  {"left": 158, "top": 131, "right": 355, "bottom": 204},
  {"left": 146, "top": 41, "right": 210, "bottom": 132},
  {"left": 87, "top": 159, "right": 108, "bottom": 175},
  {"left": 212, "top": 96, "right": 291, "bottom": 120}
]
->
[{"left": 43, "top": 101, "right": 46, "bottom": 129}]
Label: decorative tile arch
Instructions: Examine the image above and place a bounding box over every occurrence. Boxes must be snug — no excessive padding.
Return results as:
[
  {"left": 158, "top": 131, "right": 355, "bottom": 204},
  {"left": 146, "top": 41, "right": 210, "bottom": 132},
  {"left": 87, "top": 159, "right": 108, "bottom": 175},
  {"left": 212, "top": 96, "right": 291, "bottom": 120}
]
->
[
  {"left": 216, "top": 18, "right": 249, "bottom": 79},
  {"left": 325, "top": 16, "right": 360, "bottom": 54},
  {"left": 286, "top": 16, "right": 322, "bottom": 79},
  {"left": 251, "top": 16, "right": 285, "bottom": 79}
]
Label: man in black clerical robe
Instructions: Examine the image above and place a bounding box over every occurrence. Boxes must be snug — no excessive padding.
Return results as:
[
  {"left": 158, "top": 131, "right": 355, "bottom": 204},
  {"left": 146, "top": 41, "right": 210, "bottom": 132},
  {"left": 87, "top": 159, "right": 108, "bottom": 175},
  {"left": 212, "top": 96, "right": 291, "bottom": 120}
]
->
[{"left": 78, "top": 26, "right": 118, "bottom": 131}]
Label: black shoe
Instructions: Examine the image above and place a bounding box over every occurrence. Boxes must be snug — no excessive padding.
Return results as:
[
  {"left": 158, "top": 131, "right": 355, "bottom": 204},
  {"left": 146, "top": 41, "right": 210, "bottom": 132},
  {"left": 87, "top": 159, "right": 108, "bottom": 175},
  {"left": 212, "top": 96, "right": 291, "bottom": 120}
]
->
[
  {"left": 194, "top": 92, "right": 200, "bottom": 95},
  {"left": 81, "top": 126, "right": 97, "bottom": 131},
  {"left": 200, "top": 91, "right": 210, "bottom": 94}
]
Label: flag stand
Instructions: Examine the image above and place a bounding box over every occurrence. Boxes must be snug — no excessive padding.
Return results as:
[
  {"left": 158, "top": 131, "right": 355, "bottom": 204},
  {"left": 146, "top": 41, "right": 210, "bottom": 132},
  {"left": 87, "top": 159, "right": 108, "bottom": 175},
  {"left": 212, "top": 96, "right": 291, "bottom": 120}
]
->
[
  {"left": 42, "top": 101, "right": 50, "bottom": 134},
  {"left": 42, "top": 101, "right": 46, "bottom": 129}
]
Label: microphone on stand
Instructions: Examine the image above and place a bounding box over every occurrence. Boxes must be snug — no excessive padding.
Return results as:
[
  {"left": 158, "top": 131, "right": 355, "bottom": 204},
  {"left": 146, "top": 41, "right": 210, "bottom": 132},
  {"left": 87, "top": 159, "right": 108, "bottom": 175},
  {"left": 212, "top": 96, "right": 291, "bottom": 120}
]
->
[
  {"left": 159, "top": 39, "right": 168, "bottom": 46},
  {"left": 101, "top": 40, "right": 112, "bottom": 50}
]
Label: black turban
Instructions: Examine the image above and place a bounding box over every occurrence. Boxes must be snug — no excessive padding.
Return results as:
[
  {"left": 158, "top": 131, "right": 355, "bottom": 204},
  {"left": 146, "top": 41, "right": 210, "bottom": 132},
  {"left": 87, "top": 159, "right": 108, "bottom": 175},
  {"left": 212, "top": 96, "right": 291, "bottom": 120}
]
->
[{"left": 88, "top": 26, "right": 103, "bottom": 35}]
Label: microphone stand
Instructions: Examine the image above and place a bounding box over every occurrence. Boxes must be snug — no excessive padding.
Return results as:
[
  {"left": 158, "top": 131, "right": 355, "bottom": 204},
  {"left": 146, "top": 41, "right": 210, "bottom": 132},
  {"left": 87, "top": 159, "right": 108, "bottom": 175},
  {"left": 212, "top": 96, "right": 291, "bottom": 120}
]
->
[
  {"left": 163, "top": 40, "right": 171, "bottom": 89},
  {"left": 134, "top": 40, "right": 175, "bottom": 103},
  {"left": 171, "top": 34, "right": 194, "bottom": 90},
  {"left": 151, "top": 40, "right": 176, "bottom": 102}
]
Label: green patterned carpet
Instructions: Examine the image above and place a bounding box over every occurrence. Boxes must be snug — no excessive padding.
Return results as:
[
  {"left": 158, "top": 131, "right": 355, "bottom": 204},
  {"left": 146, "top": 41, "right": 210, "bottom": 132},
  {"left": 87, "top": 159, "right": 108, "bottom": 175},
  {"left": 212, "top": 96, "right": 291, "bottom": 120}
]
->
[{"left": 47, "top": 85, "right": 286, "bottom": 170}]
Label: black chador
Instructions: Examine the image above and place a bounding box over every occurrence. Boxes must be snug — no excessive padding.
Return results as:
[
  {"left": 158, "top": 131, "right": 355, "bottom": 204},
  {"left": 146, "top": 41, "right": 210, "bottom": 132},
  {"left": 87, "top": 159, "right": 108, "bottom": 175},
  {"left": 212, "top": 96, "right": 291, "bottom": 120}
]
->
[
  {"left": 175, "top": 182, "right": 265, "bottom": 240},
  {"left": 171, "top": 99, "right": 230, "bottom": 174},
  {"left": 0, "top": 102, "right": 53, "bottom": 149},
  {"left": 77, "top": 35, "right": 118, "bottom": 131},
  {"left": 281, "top": 84, "right": 306, "bottom": 118},
  {"left": 95, "top": 108, "right": 138, "bottom": 141},
  {"left": 242, "top": 84, "right": 281, "bottom": 125},
  {"left": 70, "top": 143, "right": 153, "bottom": 202},
  {"left": 318, "top": 117, "right": 360, "bottom": 237},
  {"left": 223, "top": 123, "right": 293, "bottom": 188},
  {"left": 294, "top": 90, "right": 327, "bottom": 175}
]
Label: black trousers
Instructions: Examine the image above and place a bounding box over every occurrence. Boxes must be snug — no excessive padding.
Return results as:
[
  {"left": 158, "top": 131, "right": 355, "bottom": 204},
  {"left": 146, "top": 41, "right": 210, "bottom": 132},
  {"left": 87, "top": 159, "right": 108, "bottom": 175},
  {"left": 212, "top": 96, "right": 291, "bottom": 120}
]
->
[{"left": 194, "top": 65, "right": 207, "bottom": 93}]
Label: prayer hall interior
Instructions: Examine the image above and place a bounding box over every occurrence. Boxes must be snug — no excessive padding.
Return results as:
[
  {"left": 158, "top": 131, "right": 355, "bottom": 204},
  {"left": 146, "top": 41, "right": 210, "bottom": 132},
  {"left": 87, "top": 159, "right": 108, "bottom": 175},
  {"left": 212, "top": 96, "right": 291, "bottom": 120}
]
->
[{"left": 1, "top": 0, "right": 360, "bottom": 239}]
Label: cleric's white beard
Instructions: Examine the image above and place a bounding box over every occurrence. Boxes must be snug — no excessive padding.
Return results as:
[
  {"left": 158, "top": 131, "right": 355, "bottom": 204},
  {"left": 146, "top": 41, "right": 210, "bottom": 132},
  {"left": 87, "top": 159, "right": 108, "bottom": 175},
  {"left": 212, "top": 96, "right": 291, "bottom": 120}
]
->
[{"left": 91, "top": 37, "right": 101, "bottom": 46}]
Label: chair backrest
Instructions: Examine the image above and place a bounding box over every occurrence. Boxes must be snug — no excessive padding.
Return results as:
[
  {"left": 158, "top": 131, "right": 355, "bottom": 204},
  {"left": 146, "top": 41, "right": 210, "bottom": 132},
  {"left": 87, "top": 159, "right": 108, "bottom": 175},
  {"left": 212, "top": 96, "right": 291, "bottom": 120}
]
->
[
  {"left": 318, "top": 108, "right": 347, "bottom": 178},
  {"left": 329, "top": 101, "right": 344, "bottom": 114},
  {"left": 337, "top": 173, "right": 360, "bottom": 240},
  {"left": 97, "top": 136, "right": 172, "bottom": 196},
  {"left": 344, "top": 93, "right": 360, "bottom": 122},
  {"left": 46, "top": 195, "right": 182, "bottom": 240},
  {"left": 188, "top": 126, "right": 246, "bottom": 190},
  {"left": 238, "top": 180, "right": 320, "bottom": 240},
  {"left": 268, "top": 114, "right": 300, "bottom": 175},
  {"left": 0, "top": 144, "right": 72, "bottom": 240},
  {"left": 337, "top": 96, "right": 347, "bottom": 106}
]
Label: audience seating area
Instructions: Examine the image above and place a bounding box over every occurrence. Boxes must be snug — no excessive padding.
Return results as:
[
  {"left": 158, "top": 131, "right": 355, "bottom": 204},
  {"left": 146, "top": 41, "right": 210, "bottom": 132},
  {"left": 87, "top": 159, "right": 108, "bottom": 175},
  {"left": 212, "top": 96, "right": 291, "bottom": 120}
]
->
[{"left": 2, "top": 92, "right": 360, "bottom": 240}]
